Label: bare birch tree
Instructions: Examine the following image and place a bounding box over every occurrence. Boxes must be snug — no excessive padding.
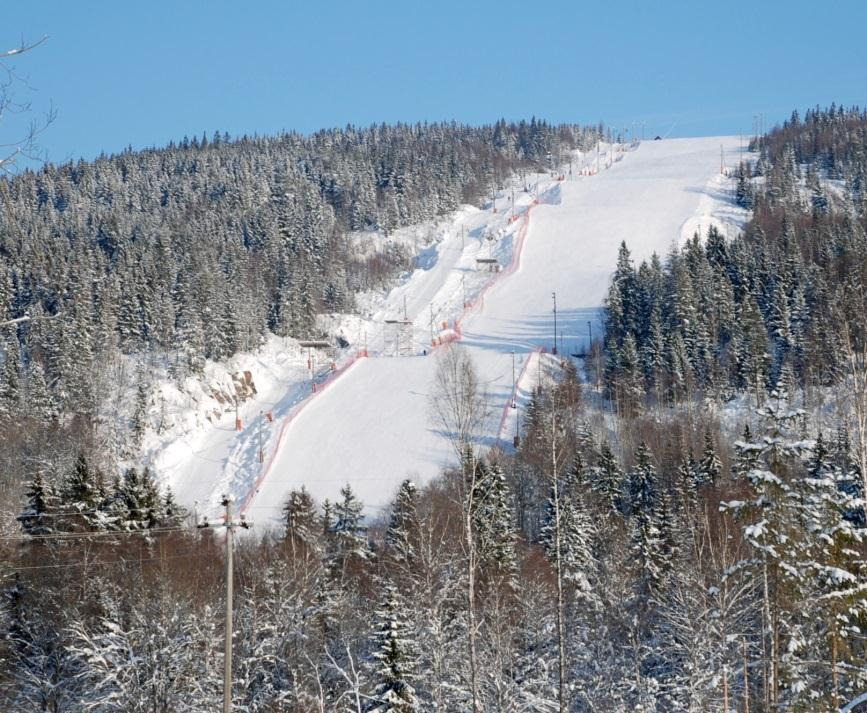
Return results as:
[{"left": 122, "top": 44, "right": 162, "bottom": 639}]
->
[
  {"left": 429, "top": 344, "right": 488, "bottom": 458},
  {"left": 543, "top": 397, "right": 574, "bottom": 713},
  {"left": 428, "top": 345, "right": 489, "bottom": 713}
]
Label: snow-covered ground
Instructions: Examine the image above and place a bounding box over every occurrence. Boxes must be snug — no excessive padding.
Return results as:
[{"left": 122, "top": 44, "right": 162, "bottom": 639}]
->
[
  {"left": 148, "top": 336, "right": 312, "bottom": 518},
  {"left": 152, "top": 137, "right": 747, "bottom": 527}
]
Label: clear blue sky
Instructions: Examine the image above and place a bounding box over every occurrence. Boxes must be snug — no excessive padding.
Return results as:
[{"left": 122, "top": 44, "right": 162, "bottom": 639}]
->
[{"left": 5, "top": 0, "right": 867, "bottom": 164}]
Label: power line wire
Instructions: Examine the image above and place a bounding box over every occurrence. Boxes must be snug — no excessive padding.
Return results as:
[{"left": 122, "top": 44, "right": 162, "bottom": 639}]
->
[
  {"left": 0, "top": 550, "right": 212, "bottom": 573},
  {"left": 0, "top": 525, "right": 192, "bottom": 543},
  {"left": 18, "top": 505, "right": 186, "bottom": 519}
]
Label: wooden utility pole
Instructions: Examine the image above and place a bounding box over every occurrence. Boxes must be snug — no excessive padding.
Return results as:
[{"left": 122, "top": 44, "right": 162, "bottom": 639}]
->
[
  {"left": 223, "top": 497, "right": 234, "bottom": 713},
  {"left": 198, "top": 497, "right": 251, "bottom": 713}
]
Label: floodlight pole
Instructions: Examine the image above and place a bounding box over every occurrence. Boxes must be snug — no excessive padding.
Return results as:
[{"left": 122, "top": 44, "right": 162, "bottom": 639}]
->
[
  {"left": 430, "top": 304, "right": 435, "bottom": 345},
  {"left": 511, "top": 351, "right": 516, "bottom": 408},
  {"left": 514, "top": 399, "right": 520, "bottom": 448},
  {"left": 308, "top": 347, "right": 314, "bottom": 391},
  {"left": 552, "top": 292, "right": 558, "bottom": 355},
  {"left": 258, "top": 410, "right": 264, "bottom": 464}
]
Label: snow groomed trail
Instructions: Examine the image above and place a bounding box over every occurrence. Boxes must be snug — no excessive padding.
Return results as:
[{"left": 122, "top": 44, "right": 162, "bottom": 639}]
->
[
  {"left": 235, "top": 136, "right": 746, "bottom": 526},
  {"left": 239, "top": 179, "right": 556, "bottom": 518}
]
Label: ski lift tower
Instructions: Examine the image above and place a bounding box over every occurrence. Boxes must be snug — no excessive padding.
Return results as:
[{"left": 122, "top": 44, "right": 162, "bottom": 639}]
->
[
  {"left": 384, "top": 295, "right": 414, "bottom": 357},
  {"left": 475, "top": 258, "right": 501, "bottom": 273},
  {"left": 298, "top": 339, "right": 334, "bottom": 392},
  {"left": 383, "top": 318, "right": 413, "bottom": 357}
]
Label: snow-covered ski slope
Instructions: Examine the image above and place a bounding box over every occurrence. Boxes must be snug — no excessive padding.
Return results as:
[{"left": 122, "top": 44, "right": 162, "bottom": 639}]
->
[
  {"left": 163, "top": 136, "right": 746, "bottom": 526},
  {"left": 236, "top": 136, "right": 747, "bottom": 526}
]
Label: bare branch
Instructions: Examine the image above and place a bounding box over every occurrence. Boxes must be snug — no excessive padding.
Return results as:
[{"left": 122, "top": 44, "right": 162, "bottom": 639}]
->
[
  {"left": 1, "top": 35, "right": 48, "bottom": 60},
  {"left": 0, "top": 35, "right": 52, "bottom": 173}
]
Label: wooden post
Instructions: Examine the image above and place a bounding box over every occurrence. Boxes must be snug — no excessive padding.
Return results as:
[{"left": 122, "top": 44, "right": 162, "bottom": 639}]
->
[
  {"left": 223, "top": 497, "right": 234, "bottom": 713},
  {"left": 197, "top": 499, "right": 251, "bottom": 713}
]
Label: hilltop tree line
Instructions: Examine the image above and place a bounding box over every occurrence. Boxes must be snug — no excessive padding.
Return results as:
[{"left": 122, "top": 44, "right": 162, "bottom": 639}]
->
[
  {"left": 751, "top": 103, "right": 867, "bottom": 206},
  {"left": 604, "top": 105, "right": 867, "bottom": 412},
  {"left": 2, "top": 354, "right": 863, "bottom": 711},
  {"left": 0, "top": 119, "right": 598, "bottom": 421}
]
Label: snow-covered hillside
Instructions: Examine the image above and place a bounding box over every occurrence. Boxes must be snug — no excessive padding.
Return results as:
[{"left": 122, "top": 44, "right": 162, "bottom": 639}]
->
[{"left": 155, "top": 137, "right": 747, "bottom": 526}]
